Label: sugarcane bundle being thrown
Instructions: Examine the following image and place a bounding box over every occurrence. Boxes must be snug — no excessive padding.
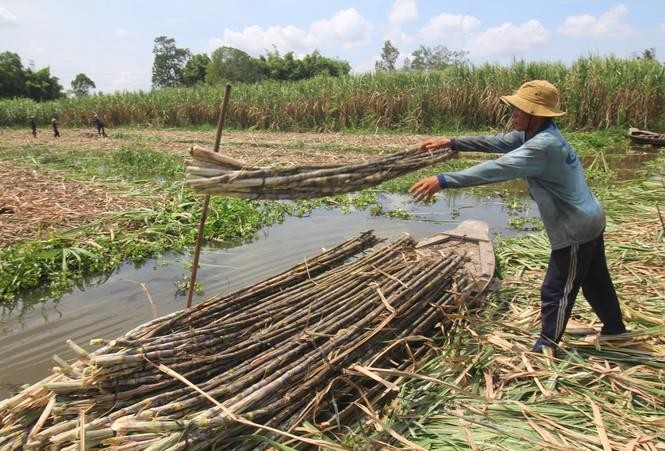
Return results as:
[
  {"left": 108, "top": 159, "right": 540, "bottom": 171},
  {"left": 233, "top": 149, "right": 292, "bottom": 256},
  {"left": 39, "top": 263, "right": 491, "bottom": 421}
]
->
[
  {"left": 185, "top": 145, "right": 456, "bottom": 199},
  {"left": 0, "top": 230, "right": 484, "bottom": 450}
]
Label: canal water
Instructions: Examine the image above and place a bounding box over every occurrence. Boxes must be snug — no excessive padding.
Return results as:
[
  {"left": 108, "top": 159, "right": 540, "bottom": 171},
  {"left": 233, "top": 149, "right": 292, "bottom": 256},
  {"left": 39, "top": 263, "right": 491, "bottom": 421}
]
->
[{"left": 0, "top": 189, "right": 535, "bottom": 397}]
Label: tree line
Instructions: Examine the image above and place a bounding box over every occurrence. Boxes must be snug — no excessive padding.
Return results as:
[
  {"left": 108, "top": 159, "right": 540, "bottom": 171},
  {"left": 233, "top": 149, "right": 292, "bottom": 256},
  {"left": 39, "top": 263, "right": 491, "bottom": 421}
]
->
[
  {"left": 0, "top": 52, "right": 64, "bottom": 101},
  {"left": 0, "top": 37, "right": 351, "bottom": 101},
  {"left": 1, "top": 35, "right": 659, "bottom": 103},
  {"left": 0, "top": 51, "right": 100, "bottom": 100},
  {"left": 150, "top": 37, "right": 472, "bottom": 89},
  {"left": 151, "top": 36, "right": 351, "bottom": 88}
]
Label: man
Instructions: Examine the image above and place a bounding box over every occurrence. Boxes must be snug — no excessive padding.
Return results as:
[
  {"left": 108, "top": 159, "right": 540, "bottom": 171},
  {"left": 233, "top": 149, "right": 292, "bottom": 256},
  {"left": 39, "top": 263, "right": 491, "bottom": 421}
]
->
[
  {"left": 410, "top": 80, "right": 626, "bottom": 354},
  {"left": 51, "top": 116, "right": 60, "bottom": 138},
  {"left": 30, "top": 116, "right": 37, "bottom": 138},
  {"left": 94, "top": 113, "right": 107, "bottom": 137}
]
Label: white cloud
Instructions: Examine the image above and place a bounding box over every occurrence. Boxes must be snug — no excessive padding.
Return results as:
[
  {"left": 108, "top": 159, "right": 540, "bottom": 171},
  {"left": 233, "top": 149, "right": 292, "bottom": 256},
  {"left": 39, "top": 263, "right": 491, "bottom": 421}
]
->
[
  {"left": 388, "top": 0, "right": 418, "bottom": 27},
  {"left": 559, "top": 4, "right": 634, "bottom": 38},
  {"left": 0, "top": 7, "right": 19, "bottom": 26},
  {"left": 420, "top": 13, "right": 480, "bottom": 41},
  {"left": 207, "top": 8, "right": 372, "bottom": 56},
  {"left": 114, "top": 28, "right": 130, "bottom": 38},
  {"left": 466, "top": 20, "right": 550, "bottom": 58},
  {"left": 660, "top": 22, "right": 665, "bottom": 32},
  {"left": 389, "top": 31, "right": 415, "bottom": 49},
  {"left": 209, "top": 25, "right": 317, "bottom": 55},
  {"left": 311, "top": 8, "right": 373, "bottom": 49}
]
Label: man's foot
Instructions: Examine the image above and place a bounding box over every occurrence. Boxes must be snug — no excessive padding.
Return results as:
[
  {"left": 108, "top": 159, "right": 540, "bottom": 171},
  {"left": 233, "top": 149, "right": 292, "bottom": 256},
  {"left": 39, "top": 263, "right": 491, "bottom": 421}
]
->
[
  {"left": 600, "top": 325, "right": 627, "bottom": 336},
  {"left": 532, "top": 338, "right": 558, "bottom": 357}
]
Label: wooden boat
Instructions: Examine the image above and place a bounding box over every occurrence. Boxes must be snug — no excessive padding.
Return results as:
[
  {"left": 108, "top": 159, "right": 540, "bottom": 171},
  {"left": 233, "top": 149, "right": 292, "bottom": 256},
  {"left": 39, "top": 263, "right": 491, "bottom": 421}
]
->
[
  {"left": 628, "top": 127, "right": 665, "bottom": 147},
  {"left": 417, "top": 219, "right": 495, "bottom": 294}
]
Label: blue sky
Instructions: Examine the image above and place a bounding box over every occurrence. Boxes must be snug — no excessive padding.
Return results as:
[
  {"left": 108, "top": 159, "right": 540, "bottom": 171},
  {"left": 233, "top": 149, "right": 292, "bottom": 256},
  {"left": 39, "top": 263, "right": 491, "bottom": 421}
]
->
[{"left": 1, "top": 1, "right": 663, "bottom": 93}]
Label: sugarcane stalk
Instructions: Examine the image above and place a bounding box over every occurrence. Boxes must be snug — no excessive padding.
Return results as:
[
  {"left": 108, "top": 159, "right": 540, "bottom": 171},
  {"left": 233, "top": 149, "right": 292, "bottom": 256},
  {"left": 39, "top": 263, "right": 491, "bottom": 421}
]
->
[
  {"left": 1, "top": 231, "right": 480, "bottom": 450},
  {"left": 185, "top": 145, "right": 456, "bottom": 200}
]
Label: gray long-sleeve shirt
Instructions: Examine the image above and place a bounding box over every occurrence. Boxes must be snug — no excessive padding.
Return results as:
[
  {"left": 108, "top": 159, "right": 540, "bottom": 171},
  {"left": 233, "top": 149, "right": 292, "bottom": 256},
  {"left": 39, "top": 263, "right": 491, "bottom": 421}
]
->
[{"left": 439, "top": 123, "right": 605, "bottom": 250}]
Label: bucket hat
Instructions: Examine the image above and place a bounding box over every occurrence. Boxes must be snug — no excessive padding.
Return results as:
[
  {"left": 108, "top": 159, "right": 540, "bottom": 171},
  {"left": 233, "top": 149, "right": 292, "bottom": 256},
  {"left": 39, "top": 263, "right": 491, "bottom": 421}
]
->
[{"left": 500, "top": 80, "right": 566, "bottom": 117}]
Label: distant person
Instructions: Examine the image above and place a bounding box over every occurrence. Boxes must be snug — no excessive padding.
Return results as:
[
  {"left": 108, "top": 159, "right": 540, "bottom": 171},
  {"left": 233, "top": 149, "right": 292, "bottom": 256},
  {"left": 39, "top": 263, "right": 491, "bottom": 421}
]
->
[
  {"left": 51, "top": 117, "right": 60, "bottom": 138},
  {"left": 30, "top": 116, "right": 37, "bottom": 138},
  {"left": 94, "top": 113, "right": 107, "bottom": 137}
]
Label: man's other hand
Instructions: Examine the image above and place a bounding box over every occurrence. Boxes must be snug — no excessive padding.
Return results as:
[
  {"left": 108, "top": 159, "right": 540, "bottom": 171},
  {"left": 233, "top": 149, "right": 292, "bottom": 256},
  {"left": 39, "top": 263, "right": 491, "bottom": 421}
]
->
[{"left": 409, "top": 176, "right": 442, "bottom": 203}]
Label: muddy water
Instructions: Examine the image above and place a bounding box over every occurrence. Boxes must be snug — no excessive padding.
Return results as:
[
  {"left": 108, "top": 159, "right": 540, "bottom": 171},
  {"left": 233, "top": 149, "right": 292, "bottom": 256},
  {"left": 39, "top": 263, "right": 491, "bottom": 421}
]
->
[{"left": 0, "top": 190, "right": 535, "bottom": 397}]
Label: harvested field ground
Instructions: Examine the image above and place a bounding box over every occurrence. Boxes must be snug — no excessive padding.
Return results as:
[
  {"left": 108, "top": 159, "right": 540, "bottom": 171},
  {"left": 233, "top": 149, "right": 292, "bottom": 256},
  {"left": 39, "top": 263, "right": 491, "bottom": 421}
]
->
[
  {"left": 0, "top": 127, "right": 431, "bottom": 245},
  {"left": 0, "top": 127, "right": 427, "bottom": 165},
  {"left": 0, "top": 161, "right": 144, "bottom": 246}
]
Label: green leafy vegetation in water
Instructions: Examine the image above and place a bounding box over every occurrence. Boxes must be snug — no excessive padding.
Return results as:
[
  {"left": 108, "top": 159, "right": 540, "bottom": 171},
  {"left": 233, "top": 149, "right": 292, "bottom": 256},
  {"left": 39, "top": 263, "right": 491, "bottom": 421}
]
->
[{"left": 0, "top": 188, "right": 295, "bottom": 304}]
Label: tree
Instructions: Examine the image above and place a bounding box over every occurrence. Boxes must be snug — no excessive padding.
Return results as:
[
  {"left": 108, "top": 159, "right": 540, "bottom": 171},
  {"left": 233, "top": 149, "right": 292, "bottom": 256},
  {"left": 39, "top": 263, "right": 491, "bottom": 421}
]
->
[
  {"left": 404, "top": 45, "right": 468, "bottom": 71},
  {"left": 300, "top": 50, "right": 350, "bottom": 78},
  {"left": 260, "top": 49, "right": 300, "bottom": 81},
  {"left": 24, "top": 67, "right": 63, "bottom": 101},
  {"left": 71, "top": 73, "right": 96, "bottom": 97},
  {"left": 151, "top": 36, "right": 191, "bottom": 88},
  {"left": 639, "top": 48, "right": 656, "bottom": 60},
  {"left": 0, "top": 52, "right": 63, "bottom": 100},
  {"left": 259, "top": 48, "right": 350, "bottom": 81},
  {"left": 375, "top": 40, "right": 399, "bottom": 71},
  {"left": 183, "top": 53, "right": 210, "bottom": 86},
  {"left": 0, "top": 51, "right": 26, "bottom": 98},
  {"left": 206, "top": 46, "right": 263, "bottom": 84}
]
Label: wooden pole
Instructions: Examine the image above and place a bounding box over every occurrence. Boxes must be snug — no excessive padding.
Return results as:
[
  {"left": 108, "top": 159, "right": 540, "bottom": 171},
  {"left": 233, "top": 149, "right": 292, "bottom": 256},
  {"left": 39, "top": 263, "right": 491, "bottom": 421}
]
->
[{"left": 186, "top": 84, "right": 232, "bottom": 308}]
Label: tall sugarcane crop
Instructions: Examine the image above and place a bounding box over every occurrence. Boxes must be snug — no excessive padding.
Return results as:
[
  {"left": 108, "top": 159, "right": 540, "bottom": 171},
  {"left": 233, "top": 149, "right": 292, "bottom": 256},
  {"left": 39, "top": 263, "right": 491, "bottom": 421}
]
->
[
  {"left": 185, "top": 145, "right": 457, "bottom": 200},
  {"left": 0, "top": 230, "right": 481, "bottom": 450}
]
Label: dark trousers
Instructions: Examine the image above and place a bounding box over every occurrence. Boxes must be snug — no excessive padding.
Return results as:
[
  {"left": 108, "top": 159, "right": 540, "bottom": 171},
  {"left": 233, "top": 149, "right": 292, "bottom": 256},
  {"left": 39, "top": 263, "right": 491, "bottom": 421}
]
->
[{"left": 534, "top": 233, "right": 625, "bottom": 351}]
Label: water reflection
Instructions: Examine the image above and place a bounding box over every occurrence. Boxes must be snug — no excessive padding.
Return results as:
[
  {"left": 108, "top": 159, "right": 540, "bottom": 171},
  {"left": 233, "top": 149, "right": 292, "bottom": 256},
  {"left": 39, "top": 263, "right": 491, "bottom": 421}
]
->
[{"left": 580, "top": 145, "right": 660, "bottom": 179}]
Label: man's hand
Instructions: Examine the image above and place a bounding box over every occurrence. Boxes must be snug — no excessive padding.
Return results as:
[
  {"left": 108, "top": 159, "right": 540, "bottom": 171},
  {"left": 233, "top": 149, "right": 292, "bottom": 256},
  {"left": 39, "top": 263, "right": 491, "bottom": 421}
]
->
[
  {"left": 409, "top": 176, "right": 442, "bottom": 203},
  {"left": 419, "top": 138, "right": 451, "bottom": 152}
]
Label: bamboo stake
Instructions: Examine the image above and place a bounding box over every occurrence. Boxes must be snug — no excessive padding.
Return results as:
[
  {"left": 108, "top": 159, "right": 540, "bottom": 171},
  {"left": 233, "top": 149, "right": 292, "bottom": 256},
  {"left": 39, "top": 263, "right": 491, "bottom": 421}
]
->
[{"left": 187, "top": 83, "right": 232, "bottom": 309}]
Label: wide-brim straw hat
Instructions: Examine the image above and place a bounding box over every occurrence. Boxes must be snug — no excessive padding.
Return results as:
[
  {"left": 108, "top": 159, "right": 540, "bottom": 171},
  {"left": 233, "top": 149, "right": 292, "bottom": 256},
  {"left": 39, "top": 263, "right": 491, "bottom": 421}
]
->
[{"left": 500, "top": 80, "right": 566, "bottom": 117}]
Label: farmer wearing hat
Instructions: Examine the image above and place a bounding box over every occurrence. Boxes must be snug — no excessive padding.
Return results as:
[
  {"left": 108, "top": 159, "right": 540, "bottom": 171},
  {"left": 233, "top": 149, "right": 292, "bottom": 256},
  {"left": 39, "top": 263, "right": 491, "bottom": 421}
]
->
[{"left": 410, "top": 80, "right": 626, "bottom": 354}]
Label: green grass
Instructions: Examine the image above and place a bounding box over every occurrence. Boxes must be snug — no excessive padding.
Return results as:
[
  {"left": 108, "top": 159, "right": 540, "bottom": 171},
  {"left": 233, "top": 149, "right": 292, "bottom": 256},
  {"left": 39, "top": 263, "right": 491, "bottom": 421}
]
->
[{"left": 0, "top": 187, "right": 296, "bottom": 304}]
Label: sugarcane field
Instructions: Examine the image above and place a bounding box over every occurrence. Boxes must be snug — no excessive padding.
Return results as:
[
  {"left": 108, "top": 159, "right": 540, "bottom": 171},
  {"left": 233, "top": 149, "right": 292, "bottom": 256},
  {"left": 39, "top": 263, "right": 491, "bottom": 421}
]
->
[{"left": 1, "top": 54, "right": 665, "bottom": 450}]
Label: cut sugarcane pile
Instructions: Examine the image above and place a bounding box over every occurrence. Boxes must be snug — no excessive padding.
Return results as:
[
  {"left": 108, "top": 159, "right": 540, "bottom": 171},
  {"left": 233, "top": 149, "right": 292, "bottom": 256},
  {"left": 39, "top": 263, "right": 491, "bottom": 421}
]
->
[
  {"left": 0, "top": 231, "right": 480, "bottom": 450},
  {"left": 185, "top": 145, "right": 457, "bottom": 199}
]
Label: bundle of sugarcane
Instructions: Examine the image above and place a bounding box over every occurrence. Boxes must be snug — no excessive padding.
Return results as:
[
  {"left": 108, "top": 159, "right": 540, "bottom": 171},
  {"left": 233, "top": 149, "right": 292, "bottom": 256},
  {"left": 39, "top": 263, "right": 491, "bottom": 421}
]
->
[
  {"left": 0, "top": 231, "right": 478, "bottom": 450},
  {"left": 185, "top": 145, "right": 456, "bottom": 199}
]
